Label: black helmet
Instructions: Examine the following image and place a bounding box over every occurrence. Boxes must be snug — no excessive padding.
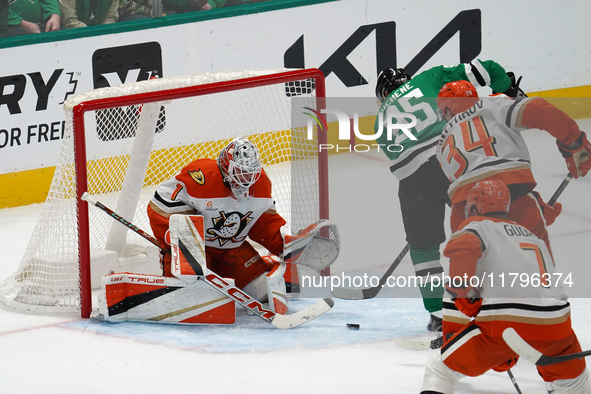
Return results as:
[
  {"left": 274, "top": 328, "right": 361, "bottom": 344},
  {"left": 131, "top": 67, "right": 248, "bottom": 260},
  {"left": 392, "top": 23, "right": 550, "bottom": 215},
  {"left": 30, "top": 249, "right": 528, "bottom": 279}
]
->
[{"left": 375, "top": 68, "right": 411, "bottom": 103}]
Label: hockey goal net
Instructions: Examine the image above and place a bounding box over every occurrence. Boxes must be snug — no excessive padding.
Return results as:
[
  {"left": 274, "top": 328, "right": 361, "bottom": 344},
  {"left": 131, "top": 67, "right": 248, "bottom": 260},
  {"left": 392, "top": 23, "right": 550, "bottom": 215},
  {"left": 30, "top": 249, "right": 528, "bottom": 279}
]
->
[{"left": 0, "top": 68, "right": 328, "bottom": 317}]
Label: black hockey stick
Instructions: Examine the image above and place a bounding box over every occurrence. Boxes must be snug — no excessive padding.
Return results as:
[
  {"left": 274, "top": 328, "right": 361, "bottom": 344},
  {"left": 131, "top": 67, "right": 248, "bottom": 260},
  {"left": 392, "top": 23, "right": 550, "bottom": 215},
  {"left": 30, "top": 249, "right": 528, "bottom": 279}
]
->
[
  {"left": 331, "top": 243, "right": 410, "bottom": 300},
  {"left": 82, "top": 192, "right": 334, "bottom": 329},
  {"left": 507, "top": 370, "right": 523, "bottom": 394},
  {"left": 503, "top": 328, "right": 591, "bottom": 366},
  {"left": 547, "top": 173, "right": 574, "bottom": 207}
]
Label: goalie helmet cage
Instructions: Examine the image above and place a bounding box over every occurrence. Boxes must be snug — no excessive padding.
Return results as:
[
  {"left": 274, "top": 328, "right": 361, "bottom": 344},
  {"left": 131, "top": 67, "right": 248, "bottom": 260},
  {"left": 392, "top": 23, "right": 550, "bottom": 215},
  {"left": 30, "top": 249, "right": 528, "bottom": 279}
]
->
[{"left": 0, "top": 68, "right": 328, "bottom": 318}]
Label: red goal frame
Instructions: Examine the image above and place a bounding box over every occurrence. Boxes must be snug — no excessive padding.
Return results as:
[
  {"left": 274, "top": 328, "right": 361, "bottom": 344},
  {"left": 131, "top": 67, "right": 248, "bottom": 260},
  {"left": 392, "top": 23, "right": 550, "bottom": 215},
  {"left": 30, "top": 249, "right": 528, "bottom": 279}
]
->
[{"left": 70, "top": 69, "right": 329, "bottom": 318}]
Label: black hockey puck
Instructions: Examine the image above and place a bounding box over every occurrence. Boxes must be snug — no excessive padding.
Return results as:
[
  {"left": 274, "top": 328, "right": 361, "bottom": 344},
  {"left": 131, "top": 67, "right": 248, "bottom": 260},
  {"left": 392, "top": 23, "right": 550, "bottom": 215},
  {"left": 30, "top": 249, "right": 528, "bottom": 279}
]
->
[{"left": 346, "top": 323, "right": 360, "bottom": 330}]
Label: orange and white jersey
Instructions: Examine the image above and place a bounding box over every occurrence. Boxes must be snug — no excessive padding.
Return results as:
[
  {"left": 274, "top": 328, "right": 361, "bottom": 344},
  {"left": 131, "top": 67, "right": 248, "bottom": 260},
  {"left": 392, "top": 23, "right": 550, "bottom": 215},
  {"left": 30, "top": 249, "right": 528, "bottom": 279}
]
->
[
  {"left": 148, "top": 158, "right": 286, "bottom": 255},
  {"left": 444, "top": 216, "right": 571, "bottom": 340},
  {"left": 436, "top": 95, "right": 583, "bottom": 204}
]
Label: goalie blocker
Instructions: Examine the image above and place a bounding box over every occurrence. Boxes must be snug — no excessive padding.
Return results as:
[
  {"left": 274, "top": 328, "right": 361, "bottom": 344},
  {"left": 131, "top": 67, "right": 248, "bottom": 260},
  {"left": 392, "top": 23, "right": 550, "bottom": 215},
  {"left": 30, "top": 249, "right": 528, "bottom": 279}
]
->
[{"left": 96, "top": 215, "right": 340, "bottom": 325}]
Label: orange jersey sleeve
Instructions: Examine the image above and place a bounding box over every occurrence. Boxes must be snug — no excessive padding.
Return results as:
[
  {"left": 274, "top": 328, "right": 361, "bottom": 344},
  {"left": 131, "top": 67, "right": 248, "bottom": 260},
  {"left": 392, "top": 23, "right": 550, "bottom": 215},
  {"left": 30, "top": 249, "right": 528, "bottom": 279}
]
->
[
  {"left": 518, "top": 97, "right": 582, "bottom": 146},
  {"left": 248, "top": 211, "right": 287, "bottom": 256},
  {"left": 444, "top": 229, "right": 483, "bottom": 280}
]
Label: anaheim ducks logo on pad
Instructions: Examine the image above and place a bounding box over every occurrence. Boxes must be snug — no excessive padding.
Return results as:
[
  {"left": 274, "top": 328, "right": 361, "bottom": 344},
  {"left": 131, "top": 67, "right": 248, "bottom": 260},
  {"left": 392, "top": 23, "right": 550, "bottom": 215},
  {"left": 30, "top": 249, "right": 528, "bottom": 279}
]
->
[
  {"left": 206, "top": 211, "right": 253, "bottom": 246},
  {"left": 189, "top": 170, "right": 205, "bottom": 185}
]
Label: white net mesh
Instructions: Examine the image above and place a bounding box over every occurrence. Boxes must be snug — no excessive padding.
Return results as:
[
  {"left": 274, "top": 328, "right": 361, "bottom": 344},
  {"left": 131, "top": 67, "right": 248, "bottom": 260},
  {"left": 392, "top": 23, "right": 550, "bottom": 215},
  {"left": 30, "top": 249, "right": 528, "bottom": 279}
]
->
[{"left": 0, "top": 69, "right": 324, "bottom": 314}]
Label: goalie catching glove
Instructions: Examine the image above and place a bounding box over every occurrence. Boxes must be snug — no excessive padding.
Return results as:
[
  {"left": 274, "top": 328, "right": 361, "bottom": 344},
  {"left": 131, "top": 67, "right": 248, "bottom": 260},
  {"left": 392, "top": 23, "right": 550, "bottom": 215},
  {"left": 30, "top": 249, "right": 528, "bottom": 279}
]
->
[
  {"left": 281, "top": 220, "right": 340, "bottom": 272},
  {"left": 557, "top": 131, "right": 591, "bottom": 179}
]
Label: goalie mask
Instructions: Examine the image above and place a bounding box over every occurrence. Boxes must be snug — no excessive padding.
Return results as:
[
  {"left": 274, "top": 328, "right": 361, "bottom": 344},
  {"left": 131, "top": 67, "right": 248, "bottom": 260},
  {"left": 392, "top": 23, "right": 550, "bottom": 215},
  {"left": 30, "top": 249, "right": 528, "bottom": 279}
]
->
[
  {"left": 217, "top": 137, "right": 263, "bottom": 197},
  {"left": 375, "top": 67, "right": 411, "bottom": 104},
  {"left": 437, "top": 80, "right": 479, "bottom": 121},
  {"left": 466, "top": 180, "right": 511, "bottom": 218}
]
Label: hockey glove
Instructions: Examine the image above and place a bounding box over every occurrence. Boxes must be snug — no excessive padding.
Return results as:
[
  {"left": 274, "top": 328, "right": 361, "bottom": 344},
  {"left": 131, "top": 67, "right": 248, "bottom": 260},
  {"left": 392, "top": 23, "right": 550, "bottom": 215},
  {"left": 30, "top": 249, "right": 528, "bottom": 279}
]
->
[
  {"left": 532, "top": 191, "right": 563, "bottom": 226},
  {"left": 446, "top": 285, "right": 482, "bottom": 318},
  {"left": 493, "top": 72, "right": 527, "bottom": 98},
  {"left": 557, "top": 131, "right": 591, "bottom": 179},
  {"left": 492, "top": 357, "right": 519, "bottom": 373}
]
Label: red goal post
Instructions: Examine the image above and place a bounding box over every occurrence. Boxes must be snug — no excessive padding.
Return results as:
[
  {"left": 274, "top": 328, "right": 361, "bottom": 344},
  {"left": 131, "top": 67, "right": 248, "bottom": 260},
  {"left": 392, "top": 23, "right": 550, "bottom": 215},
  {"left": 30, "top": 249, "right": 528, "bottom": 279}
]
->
[{"left": 0, "top": 68, "right": 328, "bottom": 318}]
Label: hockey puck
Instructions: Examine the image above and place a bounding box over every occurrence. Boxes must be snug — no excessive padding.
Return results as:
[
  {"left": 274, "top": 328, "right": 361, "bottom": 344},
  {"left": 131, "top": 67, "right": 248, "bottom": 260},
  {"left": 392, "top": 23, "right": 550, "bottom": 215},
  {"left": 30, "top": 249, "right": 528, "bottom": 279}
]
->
[{"left": 346, "top": 323, "right": 360, "bottom": 330}]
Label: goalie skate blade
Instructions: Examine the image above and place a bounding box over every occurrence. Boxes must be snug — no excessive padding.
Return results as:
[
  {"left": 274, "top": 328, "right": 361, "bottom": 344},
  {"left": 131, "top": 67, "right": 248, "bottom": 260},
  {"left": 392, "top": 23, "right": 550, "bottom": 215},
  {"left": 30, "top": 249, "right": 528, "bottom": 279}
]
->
[
  {"left": 502, "top": 328, "right": 543, "bottom": 365},
  {"left": 271, "top": 298, "right": 334, "bottom": 329}
]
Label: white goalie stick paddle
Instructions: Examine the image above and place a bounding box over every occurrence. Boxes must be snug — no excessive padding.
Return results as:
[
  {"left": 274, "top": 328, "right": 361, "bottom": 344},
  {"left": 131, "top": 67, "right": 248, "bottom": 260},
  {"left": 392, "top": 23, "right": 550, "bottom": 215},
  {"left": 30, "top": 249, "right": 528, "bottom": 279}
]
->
[
  {"left": 82, "top": 193, "right": 334, "bottom": 329},
  {"left": 331, "top": 243, "right": 410, "bottom": 300},
  {"left": 503, "top": 328, "right": 591, "bottom": 366}
]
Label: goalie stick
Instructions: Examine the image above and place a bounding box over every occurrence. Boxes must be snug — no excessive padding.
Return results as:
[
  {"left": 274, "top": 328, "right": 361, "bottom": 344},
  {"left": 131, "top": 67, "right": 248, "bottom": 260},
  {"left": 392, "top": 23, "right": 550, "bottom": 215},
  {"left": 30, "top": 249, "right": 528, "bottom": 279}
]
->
[
  {"left": 330, "top": 243, "right": 410, "bottom": 300},
  {"left": 82, "top": 192, "right": 334, "bottom": 329},
  {"left": 503, "top": 328, "right": 591, "bottom": 366}
]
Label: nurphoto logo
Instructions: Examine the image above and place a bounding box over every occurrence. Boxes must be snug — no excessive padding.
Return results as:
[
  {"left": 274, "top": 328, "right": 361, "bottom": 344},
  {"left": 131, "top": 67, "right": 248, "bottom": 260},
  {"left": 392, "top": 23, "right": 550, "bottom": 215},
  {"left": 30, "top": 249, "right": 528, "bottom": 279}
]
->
[{"left": 303, "top": 107, "right": 418, "bottom": 153}]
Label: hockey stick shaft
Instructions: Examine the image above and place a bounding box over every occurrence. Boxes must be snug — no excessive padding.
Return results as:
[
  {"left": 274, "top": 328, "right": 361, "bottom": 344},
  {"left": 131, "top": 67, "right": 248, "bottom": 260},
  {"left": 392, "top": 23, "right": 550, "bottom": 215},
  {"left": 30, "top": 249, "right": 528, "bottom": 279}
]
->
[
  {"left": 82, "top": 192, "right": 169, "bottom": 253},
  {"left": 82, "top": 192, "right": 333, "bottom": 329},
  {"left": 506, "top": 370, "right": 523, "bottom": 394},
  {"left": 548, "top": 173, "right": 573, "bottom": 207},
  {"left": 503, "top": 327, "right": 591, "bottom": 366},
  {"left": 366, "top": 243, "right": 411, "bottom": 298},
  {"left": 331, "top": 243, "right": 410, "bottom": 300}
]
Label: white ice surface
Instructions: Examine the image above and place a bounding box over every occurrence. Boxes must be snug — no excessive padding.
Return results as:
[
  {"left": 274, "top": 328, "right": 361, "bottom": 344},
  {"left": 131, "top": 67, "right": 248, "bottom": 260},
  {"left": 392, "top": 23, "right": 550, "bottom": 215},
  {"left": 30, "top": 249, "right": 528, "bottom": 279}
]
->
[{"left": 1, "top": 123, "right": 591, "bottom": 394}]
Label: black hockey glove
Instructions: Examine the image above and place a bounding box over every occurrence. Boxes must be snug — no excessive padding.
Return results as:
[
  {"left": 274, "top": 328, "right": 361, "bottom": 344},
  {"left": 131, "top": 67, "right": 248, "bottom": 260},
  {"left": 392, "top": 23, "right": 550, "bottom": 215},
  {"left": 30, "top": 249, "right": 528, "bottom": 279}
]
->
[{"left": 494, "top": 72, "right": 527, "bottom": 98}]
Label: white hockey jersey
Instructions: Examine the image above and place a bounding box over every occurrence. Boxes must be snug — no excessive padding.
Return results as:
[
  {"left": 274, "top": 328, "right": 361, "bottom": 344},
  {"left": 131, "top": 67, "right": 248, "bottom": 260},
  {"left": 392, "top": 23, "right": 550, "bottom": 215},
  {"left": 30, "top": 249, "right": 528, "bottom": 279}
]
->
[
  {"left": 148, "top": 158, "right": 285, "bottom": 254},
  {"left": 436, "top": 95, "right": 535, "bottom": 203},
  {"left": 445, "top": 216, "right": 572, "bottom": 340},
  {"left": 436, "top": 95, "right": 582, "bottom": 204}
]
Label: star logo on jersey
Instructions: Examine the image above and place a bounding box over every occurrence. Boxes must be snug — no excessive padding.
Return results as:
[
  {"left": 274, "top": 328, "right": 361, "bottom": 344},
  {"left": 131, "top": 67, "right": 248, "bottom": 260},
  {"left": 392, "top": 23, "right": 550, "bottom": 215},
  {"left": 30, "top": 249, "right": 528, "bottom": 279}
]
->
[
  {"left": 189, "top": 170, "right": 205, "bottom": 185},
  {"left": 206, "top": 211, "right": 253, "bottom": 246}
]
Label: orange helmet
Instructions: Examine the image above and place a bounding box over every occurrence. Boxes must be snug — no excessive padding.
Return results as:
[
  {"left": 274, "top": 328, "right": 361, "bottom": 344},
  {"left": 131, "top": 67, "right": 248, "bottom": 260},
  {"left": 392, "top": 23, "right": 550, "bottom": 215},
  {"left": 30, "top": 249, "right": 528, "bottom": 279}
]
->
[
  {"left": 437, "top": 80, "right": 479, "bottom": 121},
  {"left": 466, "top": 180, "right": 511, "bottom": 217}
]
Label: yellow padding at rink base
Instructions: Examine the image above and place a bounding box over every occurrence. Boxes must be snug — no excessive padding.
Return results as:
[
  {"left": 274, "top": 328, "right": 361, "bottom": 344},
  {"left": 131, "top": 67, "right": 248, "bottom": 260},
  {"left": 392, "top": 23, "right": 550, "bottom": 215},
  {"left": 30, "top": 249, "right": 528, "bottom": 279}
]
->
[
  {"left": 0, "top": 129, "right": 314, "bottom": 208},
  {"left": 528, "top": 85, "right": 591, "bottom": 120}
]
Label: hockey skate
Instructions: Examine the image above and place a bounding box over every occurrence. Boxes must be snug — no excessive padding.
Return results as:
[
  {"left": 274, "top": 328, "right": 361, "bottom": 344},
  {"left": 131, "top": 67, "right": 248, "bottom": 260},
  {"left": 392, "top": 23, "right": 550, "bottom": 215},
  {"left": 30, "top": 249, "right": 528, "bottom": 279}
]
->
[{"left": 427, "top": 314, "right": 442, "bottom": 332}]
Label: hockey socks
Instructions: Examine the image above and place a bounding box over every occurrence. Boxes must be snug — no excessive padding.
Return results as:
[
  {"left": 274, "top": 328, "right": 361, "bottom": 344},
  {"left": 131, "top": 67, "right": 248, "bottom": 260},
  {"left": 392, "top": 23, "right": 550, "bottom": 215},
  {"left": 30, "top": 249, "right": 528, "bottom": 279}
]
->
[{"left": 410, "top": 245, "right": 444, "bottom": 314}]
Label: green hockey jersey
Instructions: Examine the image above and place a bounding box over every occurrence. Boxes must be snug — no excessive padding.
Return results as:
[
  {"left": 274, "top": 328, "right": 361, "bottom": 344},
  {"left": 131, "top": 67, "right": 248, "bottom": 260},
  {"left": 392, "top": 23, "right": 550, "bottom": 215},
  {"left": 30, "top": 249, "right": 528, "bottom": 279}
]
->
[{"left": 374, "top": 60, "right": 512, "bottom": 180}]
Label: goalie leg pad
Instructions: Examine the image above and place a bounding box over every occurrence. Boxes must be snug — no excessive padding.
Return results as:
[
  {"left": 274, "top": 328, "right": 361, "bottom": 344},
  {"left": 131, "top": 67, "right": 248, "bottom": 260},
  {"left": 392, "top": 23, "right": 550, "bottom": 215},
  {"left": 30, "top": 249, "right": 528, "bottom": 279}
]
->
[
  {"left": 169, "top": 214, "right": 207, "bottom": 281},
  {"left": 265, "top": 262, "right": 288, "bottom": 315},
  {"left": 262, "top": 255, "right": 300, "bottom": 299},
  {"left": 99, "top": 273, "right": 235, "bottom": 324},
  {"left": 242, "top": 272, "right": 268, "bottom": 302}
]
